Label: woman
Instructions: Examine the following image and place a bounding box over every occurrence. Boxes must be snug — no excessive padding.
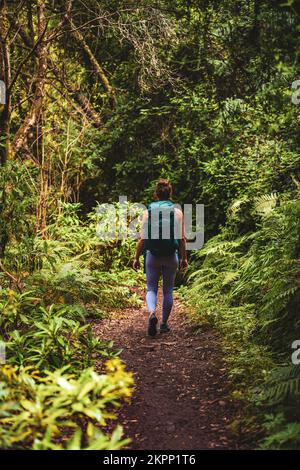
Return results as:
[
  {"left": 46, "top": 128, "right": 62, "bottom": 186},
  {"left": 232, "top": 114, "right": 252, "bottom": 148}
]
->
[{"left": 133, "top": 179, "right": 188, "bottom": 336}]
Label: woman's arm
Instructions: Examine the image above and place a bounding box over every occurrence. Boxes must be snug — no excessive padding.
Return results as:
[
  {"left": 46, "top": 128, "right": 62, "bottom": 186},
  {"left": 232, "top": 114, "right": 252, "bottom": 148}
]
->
[
  {"left": 133, "top": 210, "right": 148, "bottom": 270},
  {"left": 133, "top": 238, "right": 144, "bottom": 270},
  {"left": 176, "top": 208, "right": 188, "bottom": 271}
]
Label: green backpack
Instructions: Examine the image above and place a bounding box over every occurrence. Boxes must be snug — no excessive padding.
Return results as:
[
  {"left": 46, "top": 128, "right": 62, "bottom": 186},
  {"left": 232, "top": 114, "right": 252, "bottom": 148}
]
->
[{"left": 144, "top": 200, "right": 180, "bottom": 257}]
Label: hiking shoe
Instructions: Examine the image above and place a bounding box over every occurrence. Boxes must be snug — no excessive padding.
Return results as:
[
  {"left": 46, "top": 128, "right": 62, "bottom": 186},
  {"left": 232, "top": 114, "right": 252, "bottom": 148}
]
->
[
  {"left": 160, "top": 323, "right": 170, "bottom": 333},
  {"left": 148, "top": 314, "right": 158, "bottom": 337}
]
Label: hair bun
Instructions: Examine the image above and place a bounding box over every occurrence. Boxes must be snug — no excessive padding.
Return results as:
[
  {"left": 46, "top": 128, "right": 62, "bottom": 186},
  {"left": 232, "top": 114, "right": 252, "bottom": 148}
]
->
[{"left": 155, "top": 179, "right": 172, "bottom": 200}]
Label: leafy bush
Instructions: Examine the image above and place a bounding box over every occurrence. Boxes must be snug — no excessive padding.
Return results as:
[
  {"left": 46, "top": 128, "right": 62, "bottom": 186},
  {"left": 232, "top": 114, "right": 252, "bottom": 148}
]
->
[
  {"left": 0, "top": 202, "right": 140, "bottom": 449},
  {"left": 0, "top": 359, "right": 133, "bottom": 450}
]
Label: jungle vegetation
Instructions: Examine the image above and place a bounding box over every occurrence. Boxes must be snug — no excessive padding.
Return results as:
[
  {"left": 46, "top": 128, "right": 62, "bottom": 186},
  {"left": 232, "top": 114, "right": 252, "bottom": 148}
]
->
[{"left": 0, "top": 0, "right": 300, "bottom": 449}]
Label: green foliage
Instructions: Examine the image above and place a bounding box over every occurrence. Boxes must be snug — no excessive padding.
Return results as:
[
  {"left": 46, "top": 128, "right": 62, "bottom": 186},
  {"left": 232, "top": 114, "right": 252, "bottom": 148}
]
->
[
  {"left": 261, "top": 365, "right": 300, "bottom": 406},
  {"left": 0, "top": 202, "right": 140, "bottom": 449},
  {"left": 1, "top": 0, "right": 300, "bottom": 451},
  {"left": 261, "top": 414, "right": 300, "bottom": 450},
  {"left": 180, "top": 193, "right": 300, "bottom": 445},
  {"left": 0, "top": 359, "right": 133, "bottom": 450}
]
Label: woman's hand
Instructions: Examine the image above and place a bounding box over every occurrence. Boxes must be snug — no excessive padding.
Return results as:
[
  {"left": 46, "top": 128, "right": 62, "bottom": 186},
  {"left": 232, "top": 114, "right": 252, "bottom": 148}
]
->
[
  {"left": 133, "top": 258, "right": 140, "bottom": 270},
  {"left": 180, "top": 258, "right": 188, "bottom": 271}
]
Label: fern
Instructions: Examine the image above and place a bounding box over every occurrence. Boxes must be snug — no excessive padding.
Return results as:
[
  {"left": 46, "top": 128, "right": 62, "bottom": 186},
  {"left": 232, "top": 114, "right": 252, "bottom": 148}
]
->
[
  {"left": 181, "top": 194, "right": 300, "bottom": 449},
  {"left": 253, "top": 193, "right": 278, "bottom": 217},
  {"left": 263, "top": 365, "right": 300, "bottom": 405}
]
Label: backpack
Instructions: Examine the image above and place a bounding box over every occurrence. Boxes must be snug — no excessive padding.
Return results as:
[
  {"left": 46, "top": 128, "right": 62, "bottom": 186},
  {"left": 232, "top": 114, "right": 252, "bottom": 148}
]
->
[{"left": 144, "top": 200, "right": 179, "bottom": 257}]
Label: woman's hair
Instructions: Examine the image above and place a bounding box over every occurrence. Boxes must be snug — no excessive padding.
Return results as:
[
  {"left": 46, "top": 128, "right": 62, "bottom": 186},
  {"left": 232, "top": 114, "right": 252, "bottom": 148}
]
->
[{"left": 154, "top": 178, "right": 172, "bottom": 200}]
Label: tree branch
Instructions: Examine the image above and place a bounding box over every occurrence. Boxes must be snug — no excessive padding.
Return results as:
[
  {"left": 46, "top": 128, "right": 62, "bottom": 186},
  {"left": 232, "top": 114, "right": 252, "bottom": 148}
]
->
[{"left": 69, "top": 18, "right": 117, "bottom": 107}]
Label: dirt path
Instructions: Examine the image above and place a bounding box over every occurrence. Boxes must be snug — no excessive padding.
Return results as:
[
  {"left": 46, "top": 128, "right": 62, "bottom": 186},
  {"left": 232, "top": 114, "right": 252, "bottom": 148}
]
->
[{"left": 92, "top": 290, "right": 248, "bottom": 450}]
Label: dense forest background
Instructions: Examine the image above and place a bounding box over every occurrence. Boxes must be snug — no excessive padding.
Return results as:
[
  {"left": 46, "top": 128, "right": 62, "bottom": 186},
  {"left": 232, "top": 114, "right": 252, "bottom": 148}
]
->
[{"left": 0, "top": 0, "right": 300, "bottom": 450}]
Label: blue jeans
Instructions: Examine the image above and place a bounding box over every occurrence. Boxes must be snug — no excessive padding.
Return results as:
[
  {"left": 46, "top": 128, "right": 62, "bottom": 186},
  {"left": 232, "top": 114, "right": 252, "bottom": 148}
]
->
[{"left": 145, "top": 250, "right": 178, "bottom": 323}]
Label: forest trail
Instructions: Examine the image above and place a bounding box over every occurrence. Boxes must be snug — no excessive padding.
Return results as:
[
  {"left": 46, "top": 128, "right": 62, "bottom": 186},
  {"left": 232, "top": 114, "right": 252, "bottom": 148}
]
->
[{"left": 92, "top": 290, "right": 248, "bottom": 450}]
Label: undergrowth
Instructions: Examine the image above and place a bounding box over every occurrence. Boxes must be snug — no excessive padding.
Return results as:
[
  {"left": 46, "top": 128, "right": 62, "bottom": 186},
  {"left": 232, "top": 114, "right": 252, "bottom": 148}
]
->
[
  {"left": 0, "top": 202, "right": 141, "bottom": 449},
  {"left": 180, "top": 192, "right": 300, "bottom": 449}
]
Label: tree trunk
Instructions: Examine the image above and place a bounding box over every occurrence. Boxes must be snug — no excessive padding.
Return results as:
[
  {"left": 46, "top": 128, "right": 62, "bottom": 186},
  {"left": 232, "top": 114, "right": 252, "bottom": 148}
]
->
[
  {"left": 250, "top": 0, "right": 260, "bottom": 51},
  {"left": 34, "top": 0, "right": 49, "bottom": 234},
  {"left": 70, "top": 20, "right": 117, "bottom": 107},
  {"left": 0, "top": 0, "right": 11, "bottom": 258},
  {"left": 12, "top": 1, "right": 48, "bottom": 156},
  {"left": 0, "top": 0, "right": 11, "bottom": 165}
]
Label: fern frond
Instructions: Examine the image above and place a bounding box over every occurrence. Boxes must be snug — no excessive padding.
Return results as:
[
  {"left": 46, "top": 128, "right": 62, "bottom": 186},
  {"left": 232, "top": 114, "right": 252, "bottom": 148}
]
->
[
  {"left": 263, "top": 365, "right": 300, "bottom": 405},
  {"left": 254, "top": 193, "right": 278, "bottom": 217}
]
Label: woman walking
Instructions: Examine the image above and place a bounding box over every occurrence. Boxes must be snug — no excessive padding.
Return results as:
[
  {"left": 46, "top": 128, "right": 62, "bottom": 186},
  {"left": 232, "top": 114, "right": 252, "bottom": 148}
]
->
[{"left": 133, "top": 179, "right": 188, "bottom": 336}]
